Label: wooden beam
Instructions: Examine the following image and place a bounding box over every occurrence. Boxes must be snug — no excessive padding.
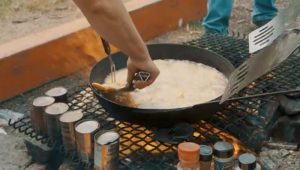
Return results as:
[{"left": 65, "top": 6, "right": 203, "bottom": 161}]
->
[{"left": 0, "top": 0, "right": 206, "bottom": 101}]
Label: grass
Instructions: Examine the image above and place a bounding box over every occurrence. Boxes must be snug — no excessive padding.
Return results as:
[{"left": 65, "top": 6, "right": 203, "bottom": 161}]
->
[
  {"left": 0, "top": 0, "right": 12, "bottom": 18},
  {"left": 25, "top": 0, "right": 54, "bottom": 12},
  {"left": 0, "top": 0, "right": 70, "bottom": 19}
]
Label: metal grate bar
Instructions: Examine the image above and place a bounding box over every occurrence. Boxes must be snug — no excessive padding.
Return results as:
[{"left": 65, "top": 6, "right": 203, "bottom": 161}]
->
[{"left": 9, "top": 33, "right": 300, "bottom": 169}]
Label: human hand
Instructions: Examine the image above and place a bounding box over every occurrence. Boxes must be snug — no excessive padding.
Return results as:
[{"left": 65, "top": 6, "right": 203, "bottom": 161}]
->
[{"left": 127, "top": 57, "right": 160, "bottom": 89}]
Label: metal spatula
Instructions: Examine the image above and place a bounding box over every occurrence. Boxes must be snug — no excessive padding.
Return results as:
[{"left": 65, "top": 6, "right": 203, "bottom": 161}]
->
[
  {"left": 249, "top": 0, "right": 300, "bottom": 53},
  {"left": 248, "top": 15, "right": 284, "bottom": 54},
  {"left": 207, "top": 88, "right": 300, "bottom": 105},
  {"left": 220, "top": 29, "right": 300, "bottom": 103},
  {"left": 92, "top": 71, "right": 150, "bottom": 93}
]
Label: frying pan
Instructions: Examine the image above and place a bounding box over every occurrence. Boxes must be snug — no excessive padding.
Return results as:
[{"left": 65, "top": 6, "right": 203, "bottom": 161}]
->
[{"left": 89, "top": 44, "right": 234, "bottom": 124}]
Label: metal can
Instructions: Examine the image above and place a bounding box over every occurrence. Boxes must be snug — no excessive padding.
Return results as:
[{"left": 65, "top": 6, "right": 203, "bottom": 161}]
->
[
  {"left": 31, "top": 96, "right": 55, "bottom": 134},
  {"left": 94, "top": 130, "right": 120, "bottom": 170},
  {"left": 59, "top": 110, "right": 83, "bottom": 153},
  {"left": 75, "top": 119, "right": 100, "bottom": 164},
  {"left": 44, "top": 103, "right": 69, "bottom": 141},
  {"left": 45, "top": 86, "right": 68, "bottom": 103}
]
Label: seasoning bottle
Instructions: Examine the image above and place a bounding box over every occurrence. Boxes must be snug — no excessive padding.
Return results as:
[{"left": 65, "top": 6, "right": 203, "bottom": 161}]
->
[
  {"left": 177, "top": 142, "right": 200, "bottom": 170},
  {"left": 213, "top": 141, "right": 235, "bottom": 170},
  {"left": 199, "top": 145, "right": 213, "bottom": 170},
  {"left": 235, "top": 153, "right": 261, "bottom": 170}
]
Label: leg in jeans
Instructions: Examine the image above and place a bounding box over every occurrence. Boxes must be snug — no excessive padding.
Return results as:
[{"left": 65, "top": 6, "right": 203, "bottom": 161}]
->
[
  {"left": 252, "top": 0, "right": 277, "bottom": 26},
  {"left": 202, "top": 0, "right": 234, "bottom": 34}
]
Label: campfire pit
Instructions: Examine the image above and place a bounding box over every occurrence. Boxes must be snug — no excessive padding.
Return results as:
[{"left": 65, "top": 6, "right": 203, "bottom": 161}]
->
[{"left": 7, "top": 33, "right": 300, "bottom": 169}]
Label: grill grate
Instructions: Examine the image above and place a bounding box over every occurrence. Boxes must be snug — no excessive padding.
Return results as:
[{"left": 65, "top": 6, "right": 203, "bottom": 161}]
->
[
  {"left": 9, "top": 33, "right": 300, "bottom": 170},
  {"left": 186, "top": 33, "right": 300, "bottom": 96}
]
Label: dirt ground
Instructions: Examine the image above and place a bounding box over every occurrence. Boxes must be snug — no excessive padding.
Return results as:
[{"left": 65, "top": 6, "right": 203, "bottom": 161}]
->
[
  {"left": 0, "top": 0, "right": 292, "bottom": 114},
  {"left": 0, "top": 1, "right": 298, "bottom": 169},
  {"left": 0, "top": 0, "right": 289, "bottom": 45}
]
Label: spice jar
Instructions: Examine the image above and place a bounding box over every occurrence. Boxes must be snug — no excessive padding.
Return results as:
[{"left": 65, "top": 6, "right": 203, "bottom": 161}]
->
[
  {"left": 235, "top": 153, "right": 261, "bottom": 170},
  {"left": 213, "top": 141, "right": 234, "bottom": 170},
  {"left": 177, "top": 142, "right": 200, "bottom": 170},
  {"left": 200, "top": 145, "right": 213, "bottom": 170}
]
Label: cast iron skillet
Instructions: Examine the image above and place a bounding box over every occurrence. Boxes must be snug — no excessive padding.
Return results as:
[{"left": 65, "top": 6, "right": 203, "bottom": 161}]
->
[{"left": 89, "top": 44, "right": 234, "bottom": 125}]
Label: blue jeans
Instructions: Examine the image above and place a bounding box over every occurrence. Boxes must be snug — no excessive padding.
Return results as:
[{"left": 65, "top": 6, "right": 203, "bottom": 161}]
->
[{"left": 202, "top": 0, "right": 277, "bottom": 34}]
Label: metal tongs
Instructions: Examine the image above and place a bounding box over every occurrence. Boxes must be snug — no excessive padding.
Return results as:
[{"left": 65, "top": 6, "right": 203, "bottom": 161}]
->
[{"left": 101, "top": 38, "right": 116, "bottom": 83}]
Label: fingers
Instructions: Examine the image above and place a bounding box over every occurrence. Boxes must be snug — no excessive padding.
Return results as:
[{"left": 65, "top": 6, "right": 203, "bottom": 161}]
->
[
  {"left": 133, "top": 80, "right": 154, "bottom": 89},
  {"left": 126, "top": 57, "right": 160, "bottom": 89},
  {"left": 133, "top": 71, "right": 159, "bottom": 89},
  {"left": 127, "top": 63, "right": 138, "bottom": 84}
]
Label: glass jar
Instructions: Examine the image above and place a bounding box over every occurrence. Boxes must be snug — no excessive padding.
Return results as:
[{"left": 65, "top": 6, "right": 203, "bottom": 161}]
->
[
  {"left": 177, "top": 142, "right": 200, "bottom": 170},
  {"left": 213, "top": 141, "right": 235, "bottom": 170},
  {"left": 235, "top": 153, "right": 261, "bottom": 170},
  {"left": 199, "top": 145, "right": 213, "bottom": 170}
]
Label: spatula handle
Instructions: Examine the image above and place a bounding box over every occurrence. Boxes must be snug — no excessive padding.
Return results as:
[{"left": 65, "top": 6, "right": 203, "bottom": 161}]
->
[
  {"left": 101, "top": 38, "right": 111, "bottom": 55},
  {"left": 218, "top": 88, "right": 300, "bottom": 104}
]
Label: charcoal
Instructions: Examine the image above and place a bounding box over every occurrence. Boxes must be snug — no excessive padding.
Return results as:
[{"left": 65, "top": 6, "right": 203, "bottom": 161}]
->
[
  {"left": 259, "top": 148, "right": 300, "bottom": 170},
  {"left": 268, "top": 150, "right": 283, "bottom": 162},
  {"left": 244, "top": 115, "right": 264, "bottom": 127},
  {"left": 24, "top": 138, "right": 53, "bottom": 164},
  {"left": 154, "top": 129, "right": 175, "bottom": 144},
  {"left": 154, "top": 123, "right": 194, "bottom": 144},
  {"left": 245, "top": 132, "right": 268, "bottom": 150},
  {"left": 47, "top": 146, "right": 64, "bottom": 170},
  {"left": 279, "top": 95, "right": 300, "bottom": 116},
  {"left": 279, "top": 149, "right": 290, "bottom": 157},
  {"left": 58, "top": 160, "right": 78, "bottom": 170},
  {"left": 260, "top": 156, "right": 276, "bottom": 170},
  {"left": 257, "top": 100, "right": 280, "bottom": 125},
  {"left": 270, "top": 115, "right": 300, "bottom": 143},
  {"left": 285, "top": 86, "right": 300, "bottom": 99},
  {"left": 262, "top": 142, "right": 298, "bottom": 150},
  {"left": 172, "top": 123, "right": 194, "bottom": 139},
  {"left": 24, "top": 138, "right": 64, "bottom": 169}
]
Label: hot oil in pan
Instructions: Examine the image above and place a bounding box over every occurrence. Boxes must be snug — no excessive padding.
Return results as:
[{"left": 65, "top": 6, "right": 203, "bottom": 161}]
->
[
  {"left": 102, "top": 91, "right": 138, "bottom": 108},
  {"left": 92, "top": 83, "right": 137, "bottom": 107}
]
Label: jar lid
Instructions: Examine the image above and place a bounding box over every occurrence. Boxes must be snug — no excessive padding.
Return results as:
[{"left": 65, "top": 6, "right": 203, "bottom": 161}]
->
[
  {"left": 213, "top": 141, "right": 234, "bottom": 158},
  {"left": 200, "top": 145, "right": 213, "bottom": 161},
  {"left": 238, "top": 153, "right": 257, "bottom": 170},
  {"left": 178, "top": 142, "right": 200, "bottom": 162}
]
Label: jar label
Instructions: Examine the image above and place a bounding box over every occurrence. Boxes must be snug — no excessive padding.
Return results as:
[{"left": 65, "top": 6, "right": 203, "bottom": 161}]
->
[{"left": 215, "top": 161, "right": 234, "bottom": 170}]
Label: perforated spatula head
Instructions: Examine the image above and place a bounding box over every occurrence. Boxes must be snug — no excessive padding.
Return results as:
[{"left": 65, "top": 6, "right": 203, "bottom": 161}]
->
[
  {"left": 220, "top": 29, "right": 300, "bottom": 103},
  {"left": 249, "top": 0, "right": 300, "bottom": 54},
  {"left": 249, "top": 15, "right": 284, "bottom": 54}
]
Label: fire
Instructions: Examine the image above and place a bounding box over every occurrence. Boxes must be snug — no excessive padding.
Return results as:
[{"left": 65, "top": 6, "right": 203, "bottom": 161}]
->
[
  {"left": 117, "top": 122, "right": 176, "bottom": 156},
  {"left": 193, "top": 121, "right": 248, "bottom": 157},
  {"left": 117, "top": 121, "right": 247, "bottom": 158}
]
